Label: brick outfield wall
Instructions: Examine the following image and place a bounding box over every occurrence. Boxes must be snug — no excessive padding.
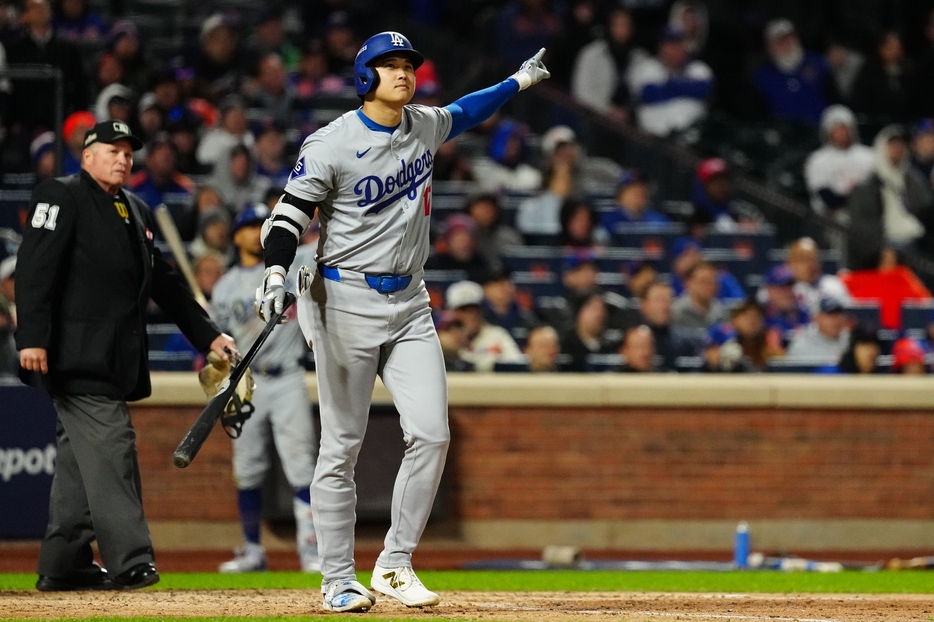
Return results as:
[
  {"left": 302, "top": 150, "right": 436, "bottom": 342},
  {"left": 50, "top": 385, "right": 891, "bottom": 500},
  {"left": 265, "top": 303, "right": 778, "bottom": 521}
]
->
[{"left": 132, "top": 405, "right": 934, "bottom": 522}]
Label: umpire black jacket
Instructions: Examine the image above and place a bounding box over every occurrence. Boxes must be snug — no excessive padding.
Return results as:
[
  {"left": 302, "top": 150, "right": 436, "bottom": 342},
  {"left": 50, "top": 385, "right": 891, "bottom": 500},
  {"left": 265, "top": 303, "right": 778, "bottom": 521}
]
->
[{"left": 15, "top": 170, "right": 220, "bottom": 401}]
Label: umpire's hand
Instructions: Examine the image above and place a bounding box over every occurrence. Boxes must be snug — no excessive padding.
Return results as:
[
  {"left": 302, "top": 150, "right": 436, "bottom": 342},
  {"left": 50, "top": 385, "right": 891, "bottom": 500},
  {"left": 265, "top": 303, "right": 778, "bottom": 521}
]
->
[
  {"left": 210, "top": 333, "right": 238, "bottom": 364},
  {"left": 20, "top": 347, "right": 48, "bottom": 374}
]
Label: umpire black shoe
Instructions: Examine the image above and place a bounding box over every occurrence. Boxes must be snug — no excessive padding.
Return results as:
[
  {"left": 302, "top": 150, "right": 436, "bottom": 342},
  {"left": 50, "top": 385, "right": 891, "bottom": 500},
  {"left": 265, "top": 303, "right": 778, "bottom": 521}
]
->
[
  {"left": 113, "top": 562, "right": 159, "bottom": 590},
  {"left": 36, "top": 562, "right": 113, "bottom": 591}
]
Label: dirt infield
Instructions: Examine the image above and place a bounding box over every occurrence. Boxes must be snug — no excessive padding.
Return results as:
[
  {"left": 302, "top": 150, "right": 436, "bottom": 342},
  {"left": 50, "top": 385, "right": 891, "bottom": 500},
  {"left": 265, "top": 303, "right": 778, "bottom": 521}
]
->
[{"left": 2, "top": 589, "right": 933, "bottom": 621}]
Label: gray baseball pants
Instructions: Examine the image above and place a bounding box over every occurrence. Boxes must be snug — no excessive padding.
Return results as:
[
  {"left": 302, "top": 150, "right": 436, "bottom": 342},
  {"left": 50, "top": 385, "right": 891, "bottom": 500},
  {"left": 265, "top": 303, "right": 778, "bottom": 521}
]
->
[{"left": 298, "top": 267, "right": 450, "bottom": 584}]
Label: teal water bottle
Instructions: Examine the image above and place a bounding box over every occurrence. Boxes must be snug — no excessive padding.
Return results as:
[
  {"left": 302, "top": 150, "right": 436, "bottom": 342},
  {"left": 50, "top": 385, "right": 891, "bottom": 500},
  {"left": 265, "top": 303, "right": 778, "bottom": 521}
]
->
[{"left": 734, "top": 521, "right": 750, "bottom": 569}]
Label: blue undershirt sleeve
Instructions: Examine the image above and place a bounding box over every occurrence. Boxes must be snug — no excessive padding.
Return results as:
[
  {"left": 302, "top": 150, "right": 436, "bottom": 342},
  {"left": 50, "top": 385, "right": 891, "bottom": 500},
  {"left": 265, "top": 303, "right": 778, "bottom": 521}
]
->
[{"left": 443, "top": 79, "right": 521, "bottom": 141}]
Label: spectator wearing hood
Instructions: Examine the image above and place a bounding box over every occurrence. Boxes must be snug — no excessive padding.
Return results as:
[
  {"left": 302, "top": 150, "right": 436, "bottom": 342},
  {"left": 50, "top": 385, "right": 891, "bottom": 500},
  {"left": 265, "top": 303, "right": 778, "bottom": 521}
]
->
[
  {"left": 751, "top": 19, "right": 837, "bottom": 125},
  {"left": 804, "top": 105, "right": 875, "bottom": 217},
  {"left": 627, "top": 25, "right": 713, "bottom": 136},
  {"left": 691, "top": 157, "right": 763, "bottom": 229},
  {"left": 571, "top": 7, "right": 646, "bottom": 124},
  {"left": 425, "top": 213, "right": 492, "bottom": 283},
  {"left": 93, "top": 83, "right": 133, "bottom": 126},
  {"left": 847, "top": 124, "right": 934, "bottom": 270},
  {"left": 471, "top": 119, "right": 542, "bottom": 193},
  {"left": 600, "top": 169, "right": 669, "bottom": 234},
  {"left": 849, "top": 30, "right": 915, "bottom": 124}
]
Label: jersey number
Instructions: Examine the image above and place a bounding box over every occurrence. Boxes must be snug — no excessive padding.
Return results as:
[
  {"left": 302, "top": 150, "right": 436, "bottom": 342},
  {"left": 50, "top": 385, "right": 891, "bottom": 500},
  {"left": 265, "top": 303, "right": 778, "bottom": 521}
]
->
[
  {"left": 31, "top": 203, "right": 60, "bottom": 230},
  {"left": 423, "top": 186, "right": 431, "bottom": 217}
]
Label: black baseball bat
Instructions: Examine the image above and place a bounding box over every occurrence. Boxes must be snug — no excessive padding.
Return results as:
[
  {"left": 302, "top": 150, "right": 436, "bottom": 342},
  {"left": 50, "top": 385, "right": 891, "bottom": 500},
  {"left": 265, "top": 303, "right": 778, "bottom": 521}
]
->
[{"left": 173, "top": 292, "right": 296, "bottom": 468}]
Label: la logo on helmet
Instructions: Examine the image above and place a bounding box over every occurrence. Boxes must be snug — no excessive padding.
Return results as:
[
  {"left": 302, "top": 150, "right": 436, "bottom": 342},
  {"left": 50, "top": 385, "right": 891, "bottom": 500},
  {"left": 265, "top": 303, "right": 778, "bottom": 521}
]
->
[{"left": 390, "top": 32, "right": 405, "bottom": 47}]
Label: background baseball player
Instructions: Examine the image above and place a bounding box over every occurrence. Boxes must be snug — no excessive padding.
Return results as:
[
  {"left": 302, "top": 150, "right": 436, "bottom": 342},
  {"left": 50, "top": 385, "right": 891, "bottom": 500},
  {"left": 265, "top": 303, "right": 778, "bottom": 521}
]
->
[
  {"left": 256, "top": 31, "right": 550, "bottom": 612},
  {"left": 211, "top": 203, "right": 319, "bottom": 573}
]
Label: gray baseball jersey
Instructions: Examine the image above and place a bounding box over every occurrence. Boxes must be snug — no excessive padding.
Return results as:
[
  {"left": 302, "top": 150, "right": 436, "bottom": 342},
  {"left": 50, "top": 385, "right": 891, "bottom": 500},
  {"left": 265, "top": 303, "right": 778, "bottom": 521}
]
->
[
  {"left": 284, "top": 106, "right": 452, "bottom": 274},
  {"left": 284, "top": 105, "right": 453, "bottom": 585},
  {"left": 210, "top": 244, "right": 317, "bottom": 490}
]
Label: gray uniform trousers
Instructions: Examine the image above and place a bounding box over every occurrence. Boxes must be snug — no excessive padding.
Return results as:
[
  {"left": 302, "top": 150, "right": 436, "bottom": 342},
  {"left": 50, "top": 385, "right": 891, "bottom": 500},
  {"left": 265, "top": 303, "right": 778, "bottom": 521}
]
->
[
  {"left": 37, "top": 394, "right": 154, "bottom": 578},
  {"left": 300, "top": 268, "right": 450, "bottom": 583}
]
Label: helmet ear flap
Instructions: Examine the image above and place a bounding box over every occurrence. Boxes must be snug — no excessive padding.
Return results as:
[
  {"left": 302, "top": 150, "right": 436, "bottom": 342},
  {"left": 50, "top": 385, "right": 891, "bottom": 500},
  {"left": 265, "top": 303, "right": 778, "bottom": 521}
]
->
[{"left": 355, "top": 65, "right": 379, "bottom": 96}]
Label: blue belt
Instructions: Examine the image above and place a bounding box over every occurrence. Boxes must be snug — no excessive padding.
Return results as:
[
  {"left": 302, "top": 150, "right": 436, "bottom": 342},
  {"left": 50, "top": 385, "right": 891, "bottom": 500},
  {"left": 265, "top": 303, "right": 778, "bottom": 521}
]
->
[{"left": 319, "top": 264, "right": 412, "bottom": 294}]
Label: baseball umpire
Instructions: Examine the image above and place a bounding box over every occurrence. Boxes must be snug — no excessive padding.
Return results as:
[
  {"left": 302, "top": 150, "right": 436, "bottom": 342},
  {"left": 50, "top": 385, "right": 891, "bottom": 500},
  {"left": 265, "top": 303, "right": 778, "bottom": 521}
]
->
[
  {"left": 210, "top": 203, "right": 319, "bottom": 573},
  {"left": 15, "top": 119, "right": 237, "bottom": 591},
  {"left": 256, "top": 32, "right": 550, "bottom": 611}
]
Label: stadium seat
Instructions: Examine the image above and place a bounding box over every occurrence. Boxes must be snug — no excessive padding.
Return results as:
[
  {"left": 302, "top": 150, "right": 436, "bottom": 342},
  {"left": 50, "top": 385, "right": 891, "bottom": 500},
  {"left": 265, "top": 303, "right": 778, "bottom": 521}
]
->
[
  {"left": 900, "top": 300, "right": 934, "bottom": 338},
  {"left": 843, "top": 300, "right": 882, "bottom": 331}
]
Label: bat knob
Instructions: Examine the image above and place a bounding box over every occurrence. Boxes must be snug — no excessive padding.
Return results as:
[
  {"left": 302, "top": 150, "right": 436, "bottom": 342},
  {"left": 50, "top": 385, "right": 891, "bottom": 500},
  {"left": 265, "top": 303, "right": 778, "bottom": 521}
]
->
[{"left": 173, "top": 452, "right": 191, "bottom": 469}]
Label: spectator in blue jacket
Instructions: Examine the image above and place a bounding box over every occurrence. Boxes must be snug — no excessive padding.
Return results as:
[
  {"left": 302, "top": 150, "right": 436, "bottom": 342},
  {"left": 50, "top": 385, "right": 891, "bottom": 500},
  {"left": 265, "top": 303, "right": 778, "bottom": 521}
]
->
[
  {"left": 600, "top": 169, "right": 670, "bottom": 235},
  {"left": 752, "top": 19, "right": 837, "bottom": 125},
  {"left": 669, "top": 237, "right": 746, "bottom": 302},
  {"left": 627, "top": 25, "right": 713, "bottom": 136}
]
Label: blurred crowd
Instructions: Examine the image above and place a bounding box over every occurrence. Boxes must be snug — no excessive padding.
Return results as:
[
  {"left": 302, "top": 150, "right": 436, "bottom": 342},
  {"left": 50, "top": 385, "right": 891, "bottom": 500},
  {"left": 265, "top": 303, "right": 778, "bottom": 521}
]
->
[{"left": 0, "top": 0, "right": 932, "bottom": 376}]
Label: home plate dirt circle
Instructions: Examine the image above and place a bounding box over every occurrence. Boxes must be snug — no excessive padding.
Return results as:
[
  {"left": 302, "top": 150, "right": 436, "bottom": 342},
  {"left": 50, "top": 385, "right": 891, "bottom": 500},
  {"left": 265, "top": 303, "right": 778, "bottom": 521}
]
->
[{"left": 2, "top": 590, "right": 933, "bottom": 621}]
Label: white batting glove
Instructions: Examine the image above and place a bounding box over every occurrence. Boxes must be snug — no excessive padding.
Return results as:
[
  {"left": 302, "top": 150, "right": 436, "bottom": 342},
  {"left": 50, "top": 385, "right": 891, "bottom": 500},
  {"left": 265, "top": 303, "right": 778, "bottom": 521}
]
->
[
  {"left": 254, "top": 268, "right": 288, "bottom": 323},
  {"left": 510, "top": 48, "right": 551, "bottom": 91}
]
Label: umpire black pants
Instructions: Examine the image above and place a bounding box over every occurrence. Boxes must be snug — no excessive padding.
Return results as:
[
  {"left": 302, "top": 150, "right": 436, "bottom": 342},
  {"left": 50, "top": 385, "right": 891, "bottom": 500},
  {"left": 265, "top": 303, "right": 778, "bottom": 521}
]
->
[{"left": 36, "top": 394, "right": 154, "bottom": 578}]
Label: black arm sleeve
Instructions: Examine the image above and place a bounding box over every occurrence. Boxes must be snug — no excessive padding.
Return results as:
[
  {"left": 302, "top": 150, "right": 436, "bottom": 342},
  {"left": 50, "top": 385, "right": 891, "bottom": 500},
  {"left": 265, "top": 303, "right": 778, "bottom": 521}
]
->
[
  {"left": 281, "top": 191, "right": 317, "bottom": 217},
  {"left": 264, "top": 225, "right": 299, "bottom": 272}
]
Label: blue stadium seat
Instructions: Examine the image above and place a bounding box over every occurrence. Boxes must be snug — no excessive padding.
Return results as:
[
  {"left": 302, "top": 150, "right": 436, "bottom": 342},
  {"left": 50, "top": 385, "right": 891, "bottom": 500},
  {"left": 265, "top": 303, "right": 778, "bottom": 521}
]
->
[
  {"left": 844, "top": 300, "right": 882, "bottom": 331},
  {"left": 900, "top": 300, "right": 934, "bottom": 337},
  {"left": 703, "top": 226, "right": 776, "bottom": 266},
  {"left": 609, "top": 222, "right": 686, "bottom": 259}
]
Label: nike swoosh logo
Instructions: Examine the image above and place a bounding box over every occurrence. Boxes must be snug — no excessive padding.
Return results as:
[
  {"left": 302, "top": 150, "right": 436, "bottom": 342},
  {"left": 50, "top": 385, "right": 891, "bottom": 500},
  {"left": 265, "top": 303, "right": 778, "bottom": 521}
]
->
[{"left": 356, "top": 148, "right": 371, "bottom": 158}]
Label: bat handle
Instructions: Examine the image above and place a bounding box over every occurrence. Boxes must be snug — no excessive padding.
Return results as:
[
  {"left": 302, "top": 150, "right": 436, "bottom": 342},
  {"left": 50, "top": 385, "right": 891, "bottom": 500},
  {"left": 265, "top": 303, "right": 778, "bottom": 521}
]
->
[{"left": 172, "top": 451, "right": 192, "bottom": 469}]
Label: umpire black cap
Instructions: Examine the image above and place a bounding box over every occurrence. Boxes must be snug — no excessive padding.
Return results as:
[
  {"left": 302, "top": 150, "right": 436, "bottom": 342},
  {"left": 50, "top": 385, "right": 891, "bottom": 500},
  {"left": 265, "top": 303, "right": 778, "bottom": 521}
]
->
[{"left": 83, "top": 119, "right": 144, "bottom": 151}]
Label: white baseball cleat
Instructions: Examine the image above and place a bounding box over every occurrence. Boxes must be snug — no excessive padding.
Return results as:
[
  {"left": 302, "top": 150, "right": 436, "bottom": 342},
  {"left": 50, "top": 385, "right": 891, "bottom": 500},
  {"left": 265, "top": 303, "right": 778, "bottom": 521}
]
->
[
  {"left": 370, "top": 565, "right": 440, "bottom": 607},
  {"left": 321, "top": 579, "right": 376, "bottom": 612},
  {"left": 218, "top": 543, "right": 267, "bottom": 573}
]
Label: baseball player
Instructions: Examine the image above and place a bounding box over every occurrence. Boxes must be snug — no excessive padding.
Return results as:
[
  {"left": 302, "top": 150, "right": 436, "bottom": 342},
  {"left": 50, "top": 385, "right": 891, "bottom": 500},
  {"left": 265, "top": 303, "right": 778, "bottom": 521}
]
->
[
  {"left": 211, "top": 203, "right": 319, "bottom": 573},
  {"left": 255, "top": 31, "right": 549, "bottom": 612}
]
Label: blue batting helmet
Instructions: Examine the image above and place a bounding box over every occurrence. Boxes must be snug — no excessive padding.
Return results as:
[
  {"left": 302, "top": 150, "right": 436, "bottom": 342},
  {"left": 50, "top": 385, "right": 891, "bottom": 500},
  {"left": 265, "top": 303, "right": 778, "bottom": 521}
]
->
[
  {"left": 233, "top": 203, "right": 270, "bottom": 234},
  {"left": 353, "top": 31, "right": 424, "bottom": 96}
]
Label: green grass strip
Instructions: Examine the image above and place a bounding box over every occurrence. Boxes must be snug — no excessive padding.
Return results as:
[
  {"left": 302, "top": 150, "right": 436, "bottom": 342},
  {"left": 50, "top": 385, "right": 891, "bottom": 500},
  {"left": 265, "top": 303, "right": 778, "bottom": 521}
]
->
[{"left": 1, "top": 569, "right": 933, "bottom": 593}]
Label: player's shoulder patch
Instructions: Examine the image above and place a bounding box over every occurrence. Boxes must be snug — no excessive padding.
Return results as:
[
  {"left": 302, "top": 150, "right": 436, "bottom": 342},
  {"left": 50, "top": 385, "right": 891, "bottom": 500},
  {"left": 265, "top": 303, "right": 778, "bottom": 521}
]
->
[{"left": 289, "top": 157, "right": 307, "bottom": 181}]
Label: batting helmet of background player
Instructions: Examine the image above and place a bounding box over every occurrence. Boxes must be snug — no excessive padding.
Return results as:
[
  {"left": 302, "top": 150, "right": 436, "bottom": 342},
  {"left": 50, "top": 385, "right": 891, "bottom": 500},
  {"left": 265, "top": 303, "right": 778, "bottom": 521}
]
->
[
  {"left": 233, "top": 203, "right": 270, "bottom": 234},
  {"left": 354, "top": 31, "right": 424, "bottom": 97}
]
